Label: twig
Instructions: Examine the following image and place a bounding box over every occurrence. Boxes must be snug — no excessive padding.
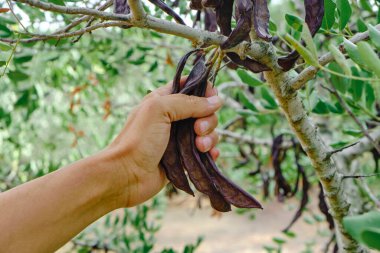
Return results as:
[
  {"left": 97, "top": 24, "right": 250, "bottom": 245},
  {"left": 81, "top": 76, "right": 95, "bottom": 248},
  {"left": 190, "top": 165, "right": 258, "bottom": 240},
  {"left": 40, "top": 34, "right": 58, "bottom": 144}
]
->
[
  {"left": 0, "top": 35, "right": 20, "bottom": 78},
  {"left": 0, "top": 21, "right": 130, "bottom": 43},
  {"left": 320, "top": 83, "right": 380, "bottom": 154},
  {"left": 128, "top": 0, "right": 146, "bottom": 21},
  {"left": 54, "top": 0, "right": 113, "bottom": 34},
  {"left": 6, "top": 0, "right": 28, "bottom": 32},
  {"left": 360, "top": 178, "right": 380, "bottom": 209},
  {"left": 291, "top": 24, "right": 380, "bottom": 90},
  {"left": 342, "top": 173, "right": 380, "bottom": 180},
  {"left": 327, "top": 142, "right": 359, "bottom": 157}
]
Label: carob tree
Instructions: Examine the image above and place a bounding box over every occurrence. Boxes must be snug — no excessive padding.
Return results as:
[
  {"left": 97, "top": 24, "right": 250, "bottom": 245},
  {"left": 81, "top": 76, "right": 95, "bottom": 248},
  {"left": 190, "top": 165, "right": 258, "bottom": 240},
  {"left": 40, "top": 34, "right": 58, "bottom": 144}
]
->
[{"left": 3, "top": 0, "right": 380, "bottom": 252}]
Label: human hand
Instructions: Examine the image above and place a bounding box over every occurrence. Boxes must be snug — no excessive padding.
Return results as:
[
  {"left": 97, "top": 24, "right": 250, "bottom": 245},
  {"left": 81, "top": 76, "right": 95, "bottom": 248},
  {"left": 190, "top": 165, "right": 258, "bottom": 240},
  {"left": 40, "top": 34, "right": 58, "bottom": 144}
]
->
[{"left": 104, "top": 77, "right": 223, "bottom": 207}]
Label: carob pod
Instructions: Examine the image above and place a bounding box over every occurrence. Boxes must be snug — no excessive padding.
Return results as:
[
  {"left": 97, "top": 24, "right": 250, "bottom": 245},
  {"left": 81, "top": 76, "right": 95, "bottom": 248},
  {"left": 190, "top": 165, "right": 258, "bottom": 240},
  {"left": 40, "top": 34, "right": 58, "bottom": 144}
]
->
[
  {"left": 282, "top": 140, "right": 310, "bottom": 232},
  {"left": 114, "top": 0, "right": 131, "bottom": 28},
  {"left": 278, "top": 0, "right": 324, "bottom": 71},
  {"left": 204, "top": 9, "right": 218, "bottom": 32},
  {"left": 160, "top": 51, "right": 199, "bottom": 196},
  {"left": 177, "top": 58, "right": 232, "bottom": 212},
  {"left": 216, "top": 0, "right": 270, "bottom": 73},
  {"left": 215, "top": 0, "right": 234, "bottom": 36},
  {"left": 271, "top": 135, "right": 292, "bottom": 201},
  {"left": 190, "top": 0, "right": 203, "bottom": 10},
  {"left": 253, "top": 0, "right": 271, "bottom": 41},
  {"left": 221, "top": 0, "right": 253, "bottom": 50},
  {"left": 202, "top": 0, "right": 219, "bottom": 8},
  {"left": 114, "top": 0, "right": 130, "bottom": 13},
  {"left": 148, "top": 0, "right": 186, "bottom": 25},
  {"left": 192, "top": 57, "right": 262, "bottom": 208},
  {"left": 227, "top": 53, "right": 270, "bottom": 73}
]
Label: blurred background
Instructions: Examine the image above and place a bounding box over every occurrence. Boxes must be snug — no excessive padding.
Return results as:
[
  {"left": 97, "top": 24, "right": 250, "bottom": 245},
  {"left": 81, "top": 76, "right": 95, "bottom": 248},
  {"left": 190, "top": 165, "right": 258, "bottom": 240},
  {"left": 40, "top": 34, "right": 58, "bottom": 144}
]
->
[{"left": 0, "top": 0, "right": 379, "bottom": 252}]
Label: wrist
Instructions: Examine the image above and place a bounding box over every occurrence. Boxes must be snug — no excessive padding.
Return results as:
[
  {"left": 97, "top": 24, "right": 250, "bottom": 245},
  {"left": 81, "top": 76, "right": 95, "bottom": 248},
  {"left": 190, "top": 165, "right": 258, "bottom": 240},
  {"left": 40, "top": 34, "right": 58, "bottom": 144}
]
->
[{"left": 86, "top": 148, "right": 136, "bottom": 209}]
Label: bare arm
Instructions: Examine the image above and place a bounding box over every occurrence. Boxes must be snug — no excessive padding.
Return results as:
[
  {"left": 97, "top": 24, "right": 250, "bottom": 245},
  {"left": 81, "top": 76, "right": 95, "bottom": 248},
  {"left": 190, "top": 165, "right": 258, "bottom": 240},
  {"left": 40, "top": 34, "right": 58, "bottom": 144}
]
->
[{"left": 0, "top": 79, "right": 222, "bottom": 253}]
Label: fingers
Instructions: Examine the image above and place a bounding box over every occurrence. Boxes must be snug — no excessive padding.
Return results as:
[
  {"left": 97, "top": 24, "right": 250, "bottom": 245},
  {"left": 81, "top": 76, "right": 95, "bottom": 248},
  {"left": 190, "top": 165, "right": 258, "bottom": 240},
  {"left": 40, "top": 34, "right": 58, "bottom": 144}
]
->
[
  {"left": 194, "top": 114, "right": 218, "bottom": 136},
  {"left": 144, "top": 77, "right": 217, "bottom": 100},
  {"left": 158, "top": 94, "right": 223, "bottom": 122},
  {"left": 209, "top": 148, "right": 220, "bottom": 160},
  {"left": 195, "top": 131, "right": 219, "bottom": 153}
]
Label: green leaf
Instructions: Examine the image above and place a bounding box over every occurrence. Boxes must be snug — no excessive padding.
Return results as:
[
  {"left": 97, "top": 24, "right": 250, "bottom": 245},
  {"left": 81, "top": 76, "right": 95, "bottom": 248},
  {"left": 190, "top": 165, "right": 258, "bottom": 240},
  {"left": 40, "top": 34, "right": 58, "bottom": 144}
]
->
[
  {"left": 322, "top": 0, "right": 336, "bottom": 30},
  {"left": 269, "top": 20, "right": 277, "bottom": 32},
  {"left": 362, "top": 228, "right": 380, "bottom": 250},
  {"left": 330, "top": 141, "right": 350, "bottom": 148},
  {"left": 237, "top": 69, "right": 264, "bottom": 87},
  {"left": 7, "top": 69, "right": 29, "bottom": 82},
  {"left": 342, "top": 129, "right": 363, "bottom": 137},
  {"left": 357, "top": 18, "right": 368, "bottom": 32},
  {"left": 368, "top": 24, "right": 380, "bottom": 50},
  {"left": 328, "top": 44, "right": 351, "bottom": 76},
  {"left": 343, "top": 211, "right": 380, "bottom": 250},
  {"left": 359, "top": 0, "right": 373, "bottom": 11},
  {"left": 302, "top": 23, "right": 318, "bottom": 59},
  {"left": 260, "top": 87, "right": 278, "bottom": 109},
  {"left": 312, "top": 99, "right": 330, "bottom": 114},
  {"left": 336, "top": 0, "right": 352, "bottom": 30},
  {"left": 148, "top": 61, "right": 158, "bottom": 72},
  {"left": 328, "top": 62, "right": 349, "bottom": 93},
  {"left": 48, "top": 0, "right": 65, "bottom": 6},
  {"left": 357, "top": 41, "right": 380, "bottom": 77},
  {"left": 0, "top": 41, "right": 12, "bottom": 51},
  {"left": 272, "top": 237, "right": 286, "bottom": 245},
  {"left": 285, "top": 14, "right": 303, "bottom": 32},
  {"left": 238, "top": 91, "right": 258, "bottom": 112},
  {"left": 365, "top": 83, "right": 375, "bottom": 110},
  {"left": 284, "top": 34, "right": 319, "bottom": 67},
  {"left": 349, "top": 67, "right": 364, "bottom": 100},
  {"left": 343, "top": 38, "right": 363, "bottom": 66}
]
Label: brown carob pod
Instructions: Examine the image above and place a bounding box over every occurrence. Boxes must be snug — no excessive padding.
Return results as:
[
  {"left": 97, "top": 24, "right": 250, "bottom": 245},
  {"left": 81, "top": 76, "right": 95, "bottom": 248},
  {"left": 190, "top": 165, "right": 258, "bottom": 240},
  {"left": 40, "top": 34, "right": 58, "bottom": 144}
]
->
[
  {"left": 148, "top": 0, "right": 186, "bottom": 25},
  {"left": 160, "top": 51, "right": 199, "bottom": 196},
  {"left": 114, "top": 0, "right": 130, "bottom": 14},
  {"left": 305, "top": 0, "right": 324, "bottom": 36},
  {"left": 202, "top": 0, "right": 219, "bottom": 8},
  {"left": 200, "top": 152, "right": 262, "bottom": 208},
  {"left": 278, "top": 0, "right": 324, "bottom": 70},
  {"left": 161, "top": 50, "right": 262, "bottom": 211},
  {"left": 190, "top": 0, "right": 203, "bottom": 10},
  {"left": 221, "top": 0, "right": 253, "bottom": 50},
  {"left": 227, "top": 53, "right": 270, "bottom": 73},
  {"left": 114, "top": 0, "right": 131, "bottom": 28},
  {"left": 177, "top": 58, "right": 232, "bottom": 212},
  {"left": 216, "top": 0, "right": 234, "bottom": 36},
  {"left": 204, "top": 9, "right": 218, "bottom": 32},
  {"left": 253, "top": 0, "right": 271, "bottom": 41}
]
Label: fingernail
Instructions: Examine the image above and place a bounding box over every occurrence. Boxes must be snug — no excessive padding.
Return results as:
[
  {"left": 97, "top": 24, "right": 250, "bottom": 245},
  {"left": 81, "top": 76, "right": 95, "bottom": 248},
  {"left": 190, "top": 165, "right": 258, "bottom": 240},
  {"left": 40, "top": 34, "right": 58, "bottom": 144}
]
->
[
  {"left": 202, "top": 137, "right": 212, "bottom": 151},
  {"left": 207, "top": 95, "right": 221, "bottom": 105},
  {"left": 200, "top": 121, "right": 209, "bottom": 133}
]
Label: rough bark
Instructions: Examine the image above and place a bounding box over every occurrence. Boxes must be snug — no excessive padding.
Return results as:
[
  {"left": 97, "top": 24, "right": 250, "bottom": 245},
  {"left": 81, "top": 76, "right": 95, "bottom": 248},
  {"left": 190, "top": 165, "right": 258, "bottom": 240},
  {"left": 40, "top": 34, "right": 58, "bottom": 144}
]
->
[{"left": 260, "top": 49, "right": 365, "bottom": 252}]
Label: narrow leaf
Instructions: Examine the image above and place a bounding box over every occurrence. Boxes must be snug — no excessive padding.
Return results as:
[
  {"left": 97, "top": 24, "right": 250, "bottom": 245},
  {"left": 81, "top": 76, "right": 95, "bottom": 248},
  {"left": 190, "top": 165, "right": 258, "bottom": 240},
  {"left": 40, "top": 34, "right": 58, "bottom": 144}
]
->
[
  {"left": 328, "top": 44, "right": 351, "bottom": 76},
  {"left": 284, "top": 34, "right": 319, "bottom": 66}
]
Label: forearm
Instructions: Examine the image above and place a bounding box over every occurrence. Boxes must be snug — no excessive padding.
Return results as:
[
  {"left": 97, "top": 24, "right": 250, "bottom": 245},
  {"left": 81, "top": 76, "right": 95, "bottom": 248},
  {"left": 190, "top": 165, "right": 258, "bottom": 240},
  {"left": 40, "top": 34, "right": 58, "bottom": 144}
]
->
[{"left": 0, "top": 150, "right": 128, "bottom": 253}]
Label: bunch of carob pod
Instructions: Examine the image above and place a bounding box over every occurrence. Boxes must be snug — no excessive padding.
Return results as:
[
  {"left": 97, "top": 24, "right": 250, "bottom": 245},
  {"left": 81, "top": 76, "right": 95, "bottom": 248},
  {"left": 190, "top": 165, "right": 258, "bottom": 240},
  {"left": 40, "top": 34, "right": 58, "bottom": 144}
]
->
[{"left": 114, "top": 0, "right": 324, "bottom": 211}]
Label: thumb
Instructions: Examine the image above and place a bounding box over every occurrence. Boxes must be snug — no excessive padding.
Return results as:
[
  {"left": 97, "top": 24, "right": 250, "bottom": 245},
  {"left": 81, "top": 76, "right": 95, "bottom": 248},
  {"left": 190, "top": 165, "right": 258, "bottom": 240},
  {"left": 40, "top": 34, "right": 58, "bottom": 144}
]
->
[{"left": 160, "top": 94, "right": 223, "bottom": 122}]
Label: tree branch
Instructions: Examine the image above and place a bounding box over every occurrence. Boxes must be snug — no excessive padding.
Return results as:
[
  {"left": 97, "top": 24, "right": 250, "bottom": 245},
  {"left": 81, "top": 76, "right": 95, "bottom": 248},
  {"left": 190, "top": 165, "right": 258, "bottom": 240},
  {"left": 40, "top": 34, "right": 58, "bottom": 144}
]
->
[
  {"left": 291, "top": 24, "right": 380, "bottom": 91},
  {"left": 263, "top": 45, "right": 364, "bottom": 251},
  {"left": 11, "top": 0, "right": 266, "bottom": 62},
  {"left": 128, "top": 0, "right": 146, "bottom": 22},
  {"left": 0, "top": 21, "right": 130, "bottom": 43}
]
